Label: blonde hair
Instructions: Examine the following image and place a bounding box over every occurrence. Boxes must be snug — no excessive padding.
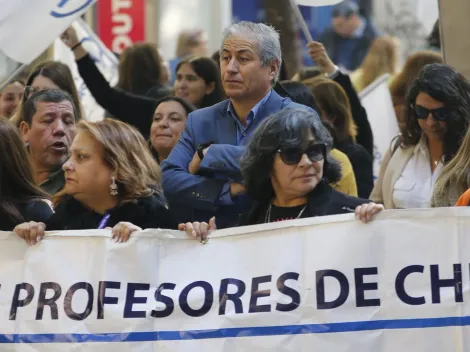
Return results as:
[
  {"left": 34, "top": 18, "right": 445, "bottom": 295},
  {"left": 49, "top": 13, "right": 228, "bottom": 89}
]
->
[
  {"left": 304, "top": 77, "right": 357, "bottom": 143},
  {"left": 356, "top": 36, "right": 399, "bottom": 90},
  {"left": 175, "top": 29, "right": 204, "bottom": 58},
  {"left": 433, "top": 131, "right": 470, "bottom": 207},
  {"left": 55, "top": 119, "right": 162, "bottom": 205}
]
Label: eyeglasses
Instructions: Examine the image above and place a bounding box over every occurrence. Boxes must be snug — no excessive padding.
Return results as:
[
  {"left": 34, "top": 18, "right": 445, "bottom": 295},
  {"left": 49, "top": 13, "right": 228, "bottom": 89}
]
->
[
  {"left": 414, "top": 105, "right": 448, "bottom": 122},
  {"left": 278, "top": 143, "right": 327, "bottom": 165}
]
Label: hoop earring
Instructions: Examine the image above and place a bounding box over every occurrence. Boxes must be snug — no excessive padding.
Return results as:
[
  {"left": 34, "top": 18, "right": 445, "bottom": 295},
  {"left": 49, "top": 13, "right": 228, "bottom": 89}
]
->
[{"left": 110, "top": 176, "right": 118, "bottom": 196}]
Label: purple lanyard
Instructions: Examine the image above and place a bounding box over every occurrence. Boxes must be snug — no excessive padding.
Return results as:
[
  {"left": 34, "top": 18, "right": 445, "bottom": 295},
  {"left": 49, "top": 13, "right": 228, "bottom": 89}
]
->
[{"left": 97, "top": 213, "right": 111, "bottom": 229}]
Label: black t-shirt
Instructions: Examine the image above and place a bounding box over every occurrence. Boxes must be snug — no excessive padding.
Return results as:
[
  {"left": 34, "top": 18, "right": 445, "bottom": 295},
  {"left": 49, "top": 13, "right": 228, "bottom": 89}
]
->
[{"left": 258, "top": 204, "right": 311, "bottom": 224}]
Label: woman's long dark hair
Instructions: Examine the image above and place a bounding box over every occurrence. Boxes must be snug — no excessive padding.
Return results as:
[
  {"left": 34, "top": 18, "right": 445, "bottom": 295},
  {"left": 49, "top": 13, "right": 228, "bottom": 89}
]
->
[
  {"left": 175, "top": 56, "right": 224, "bottom": 108},
  {"left": 240, "top": 108, "right": 341, "bottom": 204},
  {"left": 0, "top": 118, "right": 48, "bottom": 229},
  {"left": 116, "top": 42, "right": 166, "bottom": 95},
  {"left": 403, "top": 63, "right": 470, "bottom": 163}
]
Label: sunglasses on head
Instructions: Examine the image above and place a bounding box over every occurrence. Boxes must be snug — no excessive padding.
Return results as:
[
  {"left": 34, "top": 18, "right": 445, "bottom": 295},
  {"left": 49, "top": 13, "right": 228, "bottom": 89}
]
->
[
  {"left": 277, "top": 143, "right": 327, "bottom": 165},
  {"left": 414, "top": 105, "right": 448, "bottom": 122}
]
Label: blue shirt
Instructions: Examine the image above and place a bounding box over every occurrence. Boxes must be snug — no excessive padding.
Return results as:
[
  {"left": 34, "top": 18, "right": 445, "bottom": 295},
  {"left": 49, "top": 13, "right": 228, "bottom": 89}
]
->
[
  {"left": 335, "top": 17, "right": 367, "bottom": 71},
  {"left": 216, "top": 90, "right": 272, "bottom": 206},
  {"left": 226, "top": 90, "right": 272, "bottom": 144}
]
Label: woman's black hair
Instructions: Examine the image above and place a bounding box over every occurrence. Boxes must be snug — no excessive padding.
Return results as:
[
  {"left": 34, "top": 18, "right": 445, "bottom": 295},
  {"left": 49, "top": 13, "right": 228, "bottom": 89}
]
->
[
  {"left": 240, "top": 108, "right": 341, "bottom": 203},
  {"left": 175, "top": 56, "right": 224, "bottom": 108},
  {"left": 149, "top": 96, "right": 197, "bottom": 163},
  {"left": 153, "top": 95, "right": 197, "bottom": 117},
  {"left": 274, "top": 80, "right": 320, "bottom": 112},
  {"left": 404, "top": 63, "right": 470, "bottom": 163}
]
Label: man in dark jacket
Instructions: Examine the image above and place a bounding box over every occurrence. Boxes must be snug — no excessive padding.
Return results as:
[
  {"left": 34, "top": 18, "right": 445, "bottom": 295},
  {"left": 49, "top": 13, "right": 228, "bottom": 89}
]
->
[
  {"left": 318, "top": 0, "right": 380, "bottom": 71},
  {"left": 20, "top": 89, "right": 77, "bottom": 195}
]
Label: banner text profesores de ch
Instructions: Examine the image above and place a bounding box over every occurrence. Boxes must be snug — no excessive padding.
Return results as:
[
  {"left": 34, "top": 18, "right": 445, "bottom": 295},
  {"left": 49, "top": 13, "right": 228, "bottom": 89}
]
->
[{"left": 7, "top": 263, "right": 464, "bottom": 322}]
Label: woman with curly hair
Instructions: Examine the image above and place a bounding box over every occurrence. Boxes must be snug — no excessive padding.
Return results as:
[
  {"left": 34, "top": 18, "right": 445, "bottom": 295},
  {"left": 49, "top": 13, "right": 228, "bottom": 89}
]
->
[
  {"left": 389, "top": 51, "right": 443, "bottom": 132},
  {"left": 179, "top": 108, "right": 383, "bottom": 239},
  {"left": 371, "top": 64, "right": 470, "bottom": 209}
]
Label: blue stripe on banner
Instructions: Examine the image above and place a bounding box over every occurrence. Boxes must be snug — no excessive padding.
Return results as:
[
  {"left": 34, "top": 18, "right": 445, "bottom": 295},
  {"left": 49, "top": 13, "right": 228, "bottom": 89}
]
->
[{"left": 2, "top": 316, "right": 470, "bottom": 344}]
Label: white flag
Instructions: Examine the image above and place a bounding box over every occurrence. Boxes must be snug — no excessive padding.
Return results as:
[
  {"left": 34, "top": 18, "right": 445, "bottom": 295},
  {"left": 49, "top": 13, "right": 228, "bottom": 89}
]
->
[
  {"left": 359, "top": 74, "right": 399, "bottom": 180},
  {"left": 53, "top": 19, "right": 119, "bottom": 122},
  {"left": 0, "top": 0, "right": 96, "bottom": 64},
  {"left": 296, "top": 0, "right": 343, "bottom": 6}
]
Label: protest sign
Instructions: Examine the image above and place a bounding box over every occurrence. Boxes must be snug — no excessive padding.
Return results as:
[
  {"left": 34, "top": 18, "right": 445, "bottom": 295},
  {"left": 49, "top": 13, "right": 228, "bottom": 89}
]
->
[
  {"left": 1, "top": 207, "right": 470, "bottom": 351},
  {"left": 359, "top": 74, "right": 399, "bottom": 179},
  {"left": 96, "top": 0, "right": 146, "bottom": 54},
  {"left": 53, "top": 19, "right": 119, "bottom": 121},
  {"left": 0, "top": 0, "right": 96, "bottom": 64}
]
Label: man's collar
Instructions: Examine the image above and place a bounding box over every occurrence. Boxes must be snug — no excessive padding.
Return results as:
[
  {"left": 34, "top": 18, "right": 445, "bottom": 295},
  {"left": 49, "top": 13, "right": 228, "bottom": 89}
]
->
[
  {"left": 40, "top": 167, "right": 64, "bottom": 186},
  {"left": 227, "top": 89, "right": 272, "bottom": 119},
  {"left": 39, "top": 167, "right": 65, "bottom": 195}
]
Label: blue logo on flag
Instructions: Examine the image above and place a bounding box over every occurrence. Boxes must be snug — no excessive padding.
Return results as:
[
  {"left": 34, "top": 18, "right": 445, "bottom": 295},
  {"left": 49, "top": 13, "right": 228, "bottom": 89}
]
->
[{"left": 50, "top": 0, "right": 94, "bottom": 18}]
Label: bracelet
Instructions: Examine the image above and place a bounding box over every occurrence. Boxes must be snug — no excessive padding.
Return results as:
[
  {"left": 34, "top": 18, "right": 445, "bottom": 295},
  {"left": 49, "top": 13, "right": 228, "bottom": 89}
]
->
[{"left": 71, "top": 41, "right": 83, "bottom": 51}]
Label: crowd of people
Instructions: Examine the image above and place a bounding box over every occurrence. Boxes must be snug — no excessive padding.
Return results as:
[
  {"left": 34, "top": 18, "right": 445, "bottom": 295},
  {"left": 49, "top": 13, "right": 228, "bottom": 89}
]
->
[{"left": 0, "top": 1, "right": 467, "bottom": 245}]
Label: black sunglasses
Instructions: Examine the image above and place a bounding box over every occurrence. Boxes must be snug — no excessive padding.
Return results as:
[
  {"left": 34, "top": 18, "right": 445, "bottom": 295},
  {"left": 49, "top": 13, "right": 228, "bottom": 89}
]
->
[
  {"left": 414, "top": 105, "right": 448, "bottom": 122},
  {"left": 278, "top": 143, "right": 327, "bottom": 165}
]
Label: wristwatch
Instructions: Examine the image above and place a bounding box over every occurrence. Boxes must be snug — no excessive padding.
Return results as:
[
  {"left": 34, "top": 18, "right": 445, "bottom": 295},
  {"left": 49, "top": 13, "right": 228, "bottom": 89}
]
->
[{"left": 197, "top": 141, "right": 213, "bottom": 160}]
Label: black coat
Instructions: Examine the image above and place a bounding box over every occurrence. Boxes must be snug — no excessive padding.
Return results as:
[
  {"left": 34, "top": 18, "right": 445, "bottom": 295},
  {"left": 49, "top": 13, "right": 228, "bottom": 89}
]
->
[
  {"left": 0, "top": 200, "right": 53, "bottom": 231},
  {"left": 333, "top": 71, "right": 374, "bottom": 157},
  {"left": 239, "top": 181, "right": 370, "bottom": 226},
  {"left": 336, "top": 138, "right": 374, "bottom": 199},
  {"left": 77, "top": 54, "right": 159, "bottom": 139},
  {"left": 103, "top": 84, "right": 172, "bottom": 119},
  {"left": 45, "top": 194, "right": 177, "bottom": 231}
]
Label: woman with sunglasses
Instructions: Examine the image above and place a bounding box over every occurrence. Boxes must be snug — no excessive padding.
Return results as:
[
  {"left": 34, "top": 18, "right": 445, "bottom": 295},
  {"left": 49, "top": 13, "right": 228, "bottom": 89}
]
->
[
  {"left": 178, "top": 109, "right": 383, "bottom": 239},
  {"left": 371, "top": 64, "right": 470, "bottom": 209}
]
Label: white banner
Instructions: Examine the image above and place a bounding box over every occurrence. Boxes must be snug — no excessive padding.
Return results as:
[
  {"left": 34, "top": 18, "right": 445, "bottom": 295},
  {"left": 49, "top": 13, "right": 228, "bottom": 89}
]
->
[
  {"left": 296, "top": 0, "right": 342, "bottom": 6},
  {"left": 0, "top": 0, "right": 96, "bottom": 64},
  {"left": 53, "top": 19, "right": 119, "bottom": 122},
  {"left": 359, "top": 74, "right": 399, "bottom": 180},
  {"left": 1, "top": 208, "right": 470, "bottom": 351}
]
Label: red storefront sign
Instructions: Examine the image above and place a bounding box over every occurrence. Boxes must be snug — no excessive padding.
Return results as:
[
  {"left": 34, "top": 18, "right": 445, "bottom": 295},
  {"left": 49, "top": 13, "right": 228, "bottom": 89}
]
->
[{"left": 96, "top": 0, "right": 145, "bottom": 54}]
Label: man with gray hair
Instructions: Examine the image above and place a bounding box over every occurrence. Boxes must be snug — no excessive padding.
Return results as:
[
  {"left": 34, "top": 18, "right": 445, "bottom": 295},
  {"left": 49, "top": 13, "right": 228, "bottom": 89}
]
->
[
  {"left": 20, "top": 89, "right": 77, "bottom": 195},
  {"left": 162, "top": 21, "right": 318, "bottom": 228}
]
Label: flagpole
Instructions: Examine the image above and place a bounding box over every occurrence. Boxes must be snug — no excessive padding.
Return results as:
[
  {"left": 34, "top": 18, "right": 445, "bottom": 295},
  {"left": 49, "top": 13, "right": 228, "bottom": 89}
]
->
[
  {"left": 288, "top": 0, "right": 314, "bottom": 42},
  {"left": 0, "top": 63, "right": 27, "bottom": 91}
]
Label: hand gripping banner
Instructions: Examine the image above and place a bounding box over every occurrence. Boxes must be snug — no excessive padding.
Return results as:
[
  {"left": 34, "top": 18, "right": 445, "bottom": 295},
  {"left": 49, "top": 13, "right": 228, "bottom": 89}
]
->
[{"left": 1, "top": 208, "right": 470, "bottom": 351}]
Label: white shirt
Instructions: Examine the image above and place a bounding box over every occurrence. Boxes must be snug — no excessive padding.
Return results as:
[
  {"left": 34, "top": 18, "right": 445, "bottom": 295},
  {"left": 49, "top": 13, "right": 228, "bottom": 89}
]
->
[{"left": 392, "top": 136, "right": 444, "bottom": 209}]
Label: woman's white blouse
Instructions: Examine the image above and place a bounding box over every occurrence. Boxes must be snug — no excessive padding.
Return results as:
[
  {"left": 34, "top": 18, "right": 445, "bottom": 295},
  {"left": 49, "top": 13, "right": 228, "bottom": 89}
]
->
[{"left": 392, "top": 137, "right": 444, "bottom": 209}]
